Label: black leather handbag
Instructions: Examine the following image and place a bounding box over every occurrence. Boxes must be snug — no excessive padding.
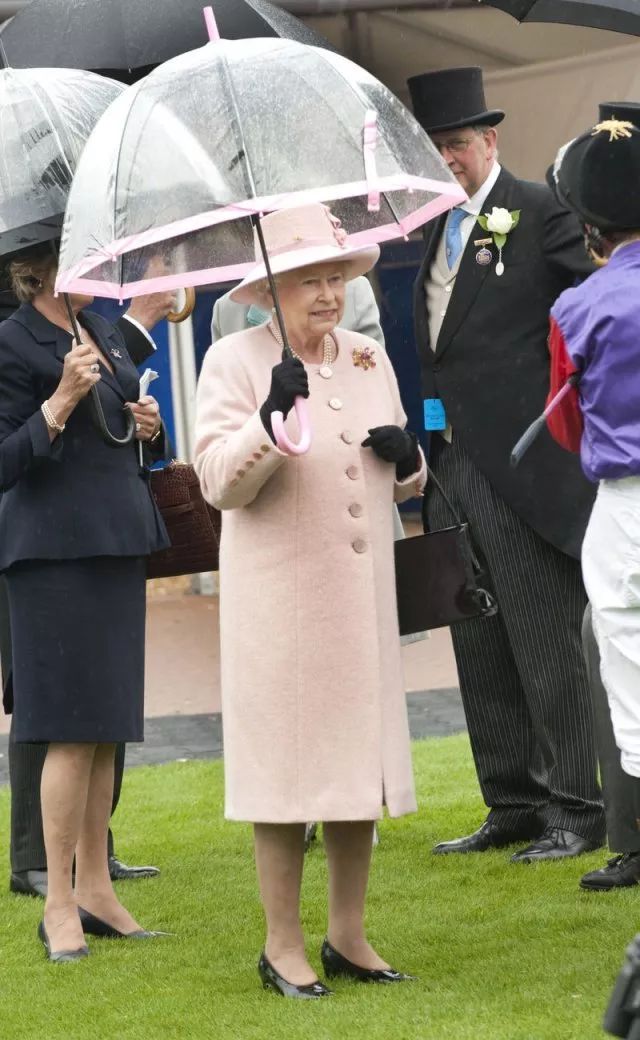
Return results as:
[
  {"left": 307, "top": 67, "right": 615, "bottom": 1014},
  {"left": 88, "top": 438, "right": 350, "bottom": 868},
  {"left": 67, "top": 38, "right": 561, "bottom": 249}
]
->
[{"left": 394, "top": 468, "right": 497, "bottom": 635}]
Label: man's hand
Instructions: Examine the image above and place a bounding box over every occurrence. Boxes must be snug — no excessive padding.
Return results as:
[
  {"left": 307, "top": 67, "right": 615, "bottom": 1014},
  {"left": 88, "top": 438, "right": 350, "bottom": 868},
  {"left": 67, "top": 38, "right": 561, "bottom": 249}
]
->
[
  {"left": 125, "top": 292, "right": 177, "bottom": 332},
  {"left": 128, "top": 395, "right": 161, "bottom": 441}
]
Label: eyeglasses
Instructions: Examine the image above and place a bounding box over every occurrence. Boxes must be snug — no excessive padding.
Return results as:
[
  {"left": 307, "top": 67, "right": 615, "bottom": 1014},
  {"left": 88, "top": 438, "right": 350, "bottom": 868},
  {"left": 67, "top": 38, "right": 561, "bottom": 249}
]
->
[{"left": 432, "top": 137, "right": 476, "bottom": 156}]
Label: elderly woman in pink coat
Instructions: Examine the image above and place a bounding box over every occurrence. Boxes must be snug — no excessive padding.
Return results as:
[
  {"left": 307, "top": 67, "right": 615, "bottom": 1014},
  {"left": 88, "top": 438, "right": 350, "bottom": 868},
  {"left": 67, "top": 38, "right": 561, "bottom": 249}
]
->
[{"left": 194, "top": 203, "right": 426, "bottom": 999}]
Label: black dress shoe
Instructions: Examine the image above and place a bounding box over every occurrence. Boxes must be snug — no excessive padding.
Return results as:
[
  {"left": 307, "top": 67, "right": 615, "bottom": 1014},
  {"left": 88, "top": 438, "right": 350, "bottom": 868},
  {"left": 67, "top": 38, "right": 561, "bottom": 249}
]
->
[
  {"left": 78, "top": 907, "right": 171, "bottom": 939},
  {"left": 433, "top": 819, "right": 540, "bottom": 855},
  {"left": 108, "top": 855, "right": 160, "bottom": 881},
  {"left": 511, "top": 827, "right": 601, "bottom": 863},
  {"left": 37, "top": 921, "right": 89, "bottom": 963},
  {"left": 258, "top": 953, "right": 333, "bottom": 998},
  {"left": 320, "top": 939, "right": 416, "bottom": 983},
  {"left": 10, "top": 869, "right": 48, "bottom": 898},
  {"left": 580, "top": 852, "right": 640, "bottom": 891}
]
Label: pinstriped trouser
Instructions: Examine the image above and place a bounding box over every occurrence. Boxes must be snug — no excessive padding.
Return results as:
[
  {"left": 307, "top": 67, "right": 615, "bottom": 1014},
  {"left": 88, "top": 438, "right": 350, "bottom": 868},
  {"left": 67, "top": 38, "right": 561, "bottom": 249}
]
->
[{"left": 425, "top": 435, "right": 605, "bottom": 842}]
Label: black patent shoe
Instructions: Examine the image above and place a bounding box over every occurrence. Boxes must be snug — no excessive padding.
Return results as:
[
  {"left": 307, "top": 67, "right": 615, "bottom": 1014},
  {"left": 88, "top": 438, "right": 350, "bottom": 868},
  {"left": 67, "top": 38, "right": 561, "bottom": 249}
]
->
[
  {"left": 320, "top": 939, "right": 416, "bottom": 983},
  {"left": 38, "top": 921, "right": 89, "bottom": 963},
  {"left": 78, "top": 907, "right": 171, "bottom": 939},
  {"left": 258, "top": 952, "right": 333, "bottom": 999}
]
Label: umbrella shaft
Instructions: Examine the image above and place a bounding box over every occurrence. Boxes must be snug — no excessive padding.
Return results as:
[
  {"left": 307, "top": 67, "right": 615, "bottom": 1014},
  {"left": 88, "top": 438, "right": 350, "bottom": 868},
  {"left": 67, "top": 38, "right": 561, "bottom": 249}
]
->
[{"left": 253, "top": 215, "right": 292, "bottom": 359}]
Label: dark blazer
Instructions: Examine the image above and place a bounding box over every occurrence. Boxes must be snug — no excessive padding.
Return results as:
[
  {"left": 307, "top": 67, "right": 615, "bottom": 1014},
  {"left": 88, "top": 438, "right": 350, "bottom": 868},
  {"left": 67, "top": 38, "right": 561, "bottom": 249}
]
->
[
  {"left": 0, "top": 303, "right": 169, "bottom": 570},
  {"left": 414, "top": 166, "right": 596, "bottom": 559}
]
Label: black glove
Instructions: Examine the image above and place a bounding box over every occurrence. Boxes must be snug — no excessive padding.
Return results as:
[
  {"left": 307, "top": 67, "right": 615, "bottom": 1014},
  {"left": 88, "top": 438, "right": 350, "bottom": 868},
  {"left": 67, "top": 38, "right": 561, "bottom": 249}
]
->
[
  {"left": 260, "top": 356, "right": 309, "bottom": 441},
  {"left": 361, "top": 425, "right": 419, "bottom": 480}
]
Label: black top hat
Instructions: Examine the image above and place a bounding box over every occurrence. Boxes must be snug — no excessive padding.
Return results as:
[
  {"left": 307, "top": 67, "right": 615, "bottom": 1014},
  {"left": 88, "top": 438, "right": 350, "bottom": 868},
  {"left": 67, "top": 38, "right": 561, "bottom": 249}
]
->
[
  {"left": 557, "top": 120, "right": 640, "bottom": 231},
  {"left": 598, "top": 101, "right": 640, "bottom": 126},
  {"left": 407, "top": 66, "right": 504, "bottom": 135}
]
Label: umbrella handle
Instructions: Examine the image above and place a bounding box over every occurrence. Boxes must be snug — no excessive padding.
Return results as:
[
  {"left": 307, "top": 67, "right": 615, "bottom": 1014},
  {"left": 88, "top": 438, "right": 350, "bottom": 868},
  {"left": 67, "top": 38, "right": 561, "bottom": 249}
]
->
[{"left": 271, "top": 396, "right": 312, "bottom": 456}]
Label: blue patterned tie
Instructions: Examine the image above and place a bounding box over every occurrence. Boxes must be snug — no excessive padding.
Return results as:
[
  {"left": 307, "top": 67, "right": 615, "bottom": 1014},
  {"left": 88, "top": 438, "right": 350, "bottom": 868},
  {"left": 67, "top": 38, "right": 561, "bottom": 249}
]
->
[{"left": 445, "top": 207, "right": 466, "bottom": 270}]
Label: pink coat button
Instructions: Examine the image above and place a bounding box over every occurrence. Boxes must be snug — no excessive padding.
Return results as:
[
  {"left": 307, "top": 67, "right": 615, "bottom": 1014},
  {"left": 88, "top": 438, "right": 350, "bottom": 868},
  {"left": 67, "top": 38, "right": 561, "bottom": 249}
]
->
[
  {"left": 349, "top": 503, "right": 363, "bottom": 518},
  {"left": 346, "top": 466, "right": 359, "bottom": 480},
  {"left": 352, "top": 538, "right": 367, "bottom": 554}
]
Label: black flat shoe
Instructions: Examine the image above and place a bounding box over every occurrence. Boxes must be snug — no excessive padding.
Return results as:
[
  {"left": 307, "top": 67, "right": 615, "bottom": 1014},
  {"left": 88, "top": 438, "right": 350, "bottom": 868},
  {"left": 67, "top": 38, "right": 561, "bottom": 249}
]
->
[
  {"left": 581, "top": 852, "right": 640, "bottom": 891},
  {"left": 258, "top": 952, "right": 333, "bottom": 999},
  {"left": 108, "top": 855, "right": 160, "bottom": 881},
  {"left": 433, "top": 819, "right": 541, "bottom": 855},
  {"left": 320, "top": 939, "right": 416, "bottom": 983},
  {"left": 38, "top": 921, "right": 89, "bottom": 963},
  {"left": 78, "top": 907, "right": 171, "bottom": 939},
  {"left": 511, "top": 827, "right": 601, "bottom": 863}
]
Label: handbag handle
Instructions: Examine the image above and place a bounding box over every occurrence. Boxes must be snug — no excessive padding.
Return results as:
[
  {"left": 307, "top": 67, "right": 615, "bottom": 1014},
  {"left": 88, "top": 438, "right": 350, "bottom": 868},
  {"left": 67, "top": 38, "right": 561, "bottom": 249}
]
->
[{"left": 425, "top": 461, "right": 463, "bottom": 527}]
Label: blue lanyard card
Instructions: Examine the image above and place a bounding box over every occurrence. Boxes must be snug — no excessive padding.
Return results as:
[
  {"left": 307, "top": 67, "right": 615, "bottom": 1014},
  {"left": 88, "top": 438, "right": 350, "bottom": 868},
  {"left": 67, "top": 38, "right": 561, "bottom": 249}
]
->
[{"left": 424, "top": 398, "right": 447, "bottom": 431}]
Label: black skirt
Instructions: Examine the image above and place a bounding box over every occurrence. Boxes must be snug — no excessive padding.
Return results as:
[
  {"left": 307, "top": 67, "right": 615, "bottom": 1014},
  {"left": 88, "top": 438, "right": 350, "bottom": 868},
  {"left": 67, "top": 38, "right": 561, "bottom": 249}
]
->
[{"left": 6, "top": 556, "right": 146, "bottom": 744}]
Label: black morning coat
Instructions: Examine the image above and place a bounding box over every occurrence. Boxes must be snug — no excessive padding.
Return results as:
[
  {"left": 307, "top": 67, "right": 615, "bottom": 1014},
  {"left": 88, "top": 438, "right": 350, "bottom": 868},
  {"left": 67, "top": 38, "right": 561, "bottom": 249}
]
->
[
  {"left": 0, "top": 302, "right": 169, "bottom": 571},
  {"left": 414, "top": 167, "right": 596, "bottom": 560}
]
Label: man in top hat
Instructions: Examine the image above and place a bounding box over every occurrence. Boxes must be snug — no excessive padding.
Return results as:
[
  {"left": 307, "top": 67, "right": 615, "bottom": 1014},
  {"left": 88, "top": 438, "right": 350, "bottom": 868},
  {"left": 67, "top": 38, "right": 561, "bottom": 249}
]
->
[
  {"left": 407, "top": 65, "right": 605, "bottom": 861},
  {"left": 548, "top": 103, "right": 640, "bottom": 892}
]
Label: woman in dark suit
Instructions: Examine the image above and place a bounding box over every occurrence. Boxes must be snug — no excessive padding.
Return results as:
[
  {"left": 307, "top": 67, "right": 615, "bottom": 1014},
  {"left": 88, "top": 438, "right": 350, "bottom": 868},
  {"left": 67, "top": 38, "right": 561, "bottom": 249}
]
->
[{"left": 0, "top": 243, "right": 169, "bottom": 962}]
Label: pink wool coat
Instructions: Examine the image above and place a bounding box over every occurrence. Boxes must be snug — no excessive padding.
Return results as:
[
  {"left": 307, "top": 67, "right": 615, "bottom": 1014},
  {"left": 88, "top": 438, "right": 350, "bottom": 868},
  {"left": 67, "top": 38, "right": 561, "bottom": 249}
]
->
[{"left": 194, "top": 324, "right": 426, "bottom": 823}]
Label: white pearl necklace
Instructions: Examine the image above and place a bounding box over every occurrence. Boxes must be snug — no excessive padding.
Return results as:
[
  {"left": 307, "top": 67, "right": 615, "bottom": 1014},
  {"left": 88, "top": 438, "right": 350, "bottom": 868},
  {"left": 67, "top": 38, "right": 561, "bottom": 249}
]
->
[{"left": 268, "top": 321, "right": 335, "bottom": 380}]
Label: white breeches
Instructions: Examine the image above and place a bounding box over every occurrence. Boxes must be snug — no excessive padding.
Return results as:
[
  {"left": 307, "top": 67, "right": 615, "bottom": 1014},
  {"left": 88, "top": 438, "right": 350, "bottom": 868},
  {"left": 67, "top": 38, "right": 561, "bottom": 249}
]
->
[{"left": 583, "top": 477, "right": 640, "bottom": 778}]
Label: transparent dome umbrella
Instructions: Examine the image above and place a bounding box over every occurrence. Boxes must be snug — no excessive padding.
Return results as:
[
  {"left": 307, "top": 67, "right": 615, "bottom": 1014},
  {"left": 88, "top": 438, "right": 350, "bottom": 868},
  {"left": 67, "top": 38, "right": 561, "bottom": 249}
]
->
[
  {"left": 0, "top": 67, "right": 124, "bottom": 258},
  {"left": 57, "top": 19, "right": 466, "bottom": 452},
  {"left": 0, "top": 66, "right": 136, "bottom": 448}
]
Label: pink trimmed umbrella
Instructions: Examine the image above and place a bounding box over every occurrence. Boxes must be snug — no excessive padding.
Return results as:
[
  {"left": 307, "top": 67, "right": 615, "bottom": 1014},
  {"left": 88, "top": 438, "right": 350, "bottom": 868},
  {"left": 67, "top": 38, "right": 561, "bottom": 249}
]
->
[{"left": 56, "top": 8, "right": 465, "bottom": 454}]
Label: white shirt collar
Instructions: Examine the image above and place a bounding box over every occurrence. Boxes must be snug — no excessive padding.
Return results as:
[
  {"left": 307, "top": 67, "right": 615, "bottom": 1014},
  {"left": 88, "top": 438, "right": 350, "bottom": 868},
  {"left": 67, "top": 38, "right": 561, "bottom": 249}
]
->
[{"left": 460, "top": 161, "right": 501, "bottom": 217}]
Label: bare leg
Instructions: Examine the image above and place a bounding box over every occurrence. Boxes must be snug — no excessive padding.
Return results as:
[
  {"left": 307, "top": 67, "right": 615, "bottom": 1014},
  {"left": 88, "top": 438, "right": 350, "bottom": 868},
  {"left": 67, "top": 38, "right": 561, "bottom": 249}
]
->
[
  {"left": 74, "top": 743, "right": 141, "bottom": 934},
  {"left": 253, "top": 823, "right": 316, "bottom": 986},
  {"left": 40, "top": 743, "right": 95, "bottom": 953},
  {"left": 323, "top": 820, "right": 389, "bottom": 970}
]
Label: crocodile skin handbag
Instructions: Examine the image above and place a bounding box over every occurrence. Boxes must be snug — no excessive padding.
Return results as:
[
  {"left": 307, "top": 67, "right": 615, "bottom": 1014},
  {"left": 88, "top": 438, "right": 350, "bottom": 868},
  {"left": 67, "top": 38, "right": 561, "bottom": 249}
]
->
[{"left": 147, "top": 462, "right": 221, "bottom": 579}]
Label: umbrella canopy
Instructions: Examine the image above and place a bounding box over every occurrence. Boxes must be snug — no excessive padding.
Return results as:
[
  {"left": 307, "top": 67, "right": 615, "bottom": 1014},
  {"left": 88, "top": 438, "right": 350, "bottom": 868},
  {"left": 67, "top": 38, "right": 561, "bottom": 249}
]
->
[
  {"left": 479, "top": 0, "right": 640, "bottom": 36},
  {"left": 56, "top": 35, "right": 465, "bottom": 300},
  {"left": 0, "top": 67, "right": 124, "bottom": 257},
  {"left": 0, "top": 0, "right": 333, "bottom": 82}
]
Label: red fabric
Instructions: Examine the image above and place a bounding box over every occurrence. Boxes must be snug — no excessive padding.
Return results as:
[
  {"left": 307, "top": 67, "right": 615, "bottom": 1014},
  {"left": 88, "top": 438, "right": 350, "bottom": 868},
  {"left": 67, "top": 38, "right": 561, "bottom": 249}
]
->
[{"left": 546, "top": 317, "right": 582, "bottom": 453}]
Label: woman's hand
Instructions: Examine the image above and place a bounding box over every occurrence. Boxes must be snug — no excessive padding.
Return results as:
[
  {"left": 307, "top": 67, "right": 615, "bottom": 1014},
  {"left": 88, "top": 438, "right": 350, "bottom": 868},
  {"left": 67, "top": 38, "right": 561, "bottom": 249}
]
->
[
  {"left": 128, "top": 395, "right": 161, "bottom": 441},
  {"left": 46, "top": 339, "right": 102, "bottom": 430},
  {"left": 260, "top": 357, "right": 309, "bottom": 440},
  {"left": 362, "top": 425, "right": 420, "bottom": 479}
]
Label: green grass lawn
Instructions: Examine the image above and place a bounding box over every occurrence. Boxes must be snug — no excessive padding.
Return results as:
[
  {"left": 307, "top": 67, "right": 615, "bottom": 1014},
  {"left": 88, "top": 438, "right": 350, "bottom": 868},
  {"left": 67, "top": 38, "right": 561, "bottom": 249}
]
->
[{"left": 0, "top": 734, "right": 635, "bottom": 1040}]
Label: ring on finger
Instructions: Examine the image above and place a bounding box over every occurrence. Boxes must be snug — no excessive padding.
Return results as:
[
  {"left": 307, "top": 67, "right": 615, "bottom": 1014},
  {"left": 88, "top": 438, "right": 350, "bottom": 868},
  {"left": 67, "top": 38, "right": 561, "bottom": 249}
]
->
[
  {"left": 135, "top": 422, "right": 142, "bottom": 432},
  {"left": 90, "top": 363, "right": 99, "bottom": 373}
]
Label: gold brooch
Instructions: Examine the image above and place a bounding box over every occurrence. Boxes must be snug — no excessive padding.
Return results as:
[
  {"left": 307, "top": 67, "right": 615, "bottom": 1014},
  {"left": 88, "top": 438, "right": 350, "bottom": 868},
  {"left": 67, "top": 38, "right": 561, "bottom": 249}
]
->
[{"left": 352, "top": 346, "right": 376, "bottom": 370}]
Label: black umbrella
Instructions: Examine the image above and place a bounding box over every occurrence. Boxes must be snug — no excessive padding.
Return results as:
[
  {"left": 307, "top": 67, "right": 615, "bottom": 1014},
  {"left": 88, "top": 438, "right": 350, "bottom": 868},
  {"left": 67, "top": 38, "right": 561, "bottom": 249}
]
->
[
  {"left": 479, "top": 0, "right": 640, "bottom": 36},
  {"left": 0, "top": 0, "right": 333, "bottom": 83}
]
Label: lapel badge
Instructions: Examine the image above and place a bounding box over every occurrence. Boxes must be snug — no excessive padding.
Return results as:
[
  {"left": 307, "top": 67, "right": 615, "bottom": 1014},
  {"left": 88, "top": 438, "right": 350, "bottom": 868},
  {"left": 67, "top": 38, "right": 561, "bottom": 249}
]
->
[
  {"left": 352, "top": 346, "right": 376, "bottom": 370},
  {"left": 110, "top": 348, "right": 123, "bottom": 359},
  {"left": 475, "top": 247, "right": 492, "bottom": 266}
]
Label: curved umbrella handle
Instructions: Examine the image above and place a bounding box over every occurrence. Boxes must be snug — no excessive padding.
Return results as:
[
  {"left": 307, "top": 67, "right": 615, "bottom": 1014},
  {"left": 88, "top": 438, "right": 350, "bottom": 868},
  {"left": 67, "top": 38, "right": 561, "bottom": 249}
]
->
[{"left": 271, "top": 396, "right": 312, "bottom": 456}]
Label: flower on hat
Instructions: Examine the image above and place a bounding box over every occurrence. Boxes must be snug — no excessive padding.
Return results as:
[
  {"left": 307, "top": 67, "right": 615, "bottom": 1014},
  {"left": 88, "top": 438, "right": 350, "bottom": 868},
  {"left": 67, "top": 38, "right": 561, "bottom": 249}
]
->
[{"left": 327, "top": 210, "right": 348, "bottom": 249}]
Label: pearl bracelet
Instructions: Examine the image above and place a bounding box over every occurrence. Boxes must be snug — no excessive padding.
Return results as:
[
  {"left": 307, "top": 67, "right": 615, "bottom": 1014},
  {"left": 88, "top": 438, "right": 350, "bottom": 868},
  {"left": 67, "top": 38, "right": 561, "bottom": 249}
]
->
[{"left": 41, "top": 400, "right": 65, "bottom": 434}]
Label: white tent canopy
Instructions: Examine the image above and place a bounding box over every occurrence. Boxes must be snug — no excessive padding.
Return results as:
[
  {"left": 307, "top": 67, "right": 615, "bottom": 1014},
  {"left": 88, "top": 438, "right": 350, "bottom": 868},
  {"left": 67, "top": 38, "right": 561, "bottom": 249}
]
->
[{"left": 302, "top": 5, "right": 640, "bottom": 180}]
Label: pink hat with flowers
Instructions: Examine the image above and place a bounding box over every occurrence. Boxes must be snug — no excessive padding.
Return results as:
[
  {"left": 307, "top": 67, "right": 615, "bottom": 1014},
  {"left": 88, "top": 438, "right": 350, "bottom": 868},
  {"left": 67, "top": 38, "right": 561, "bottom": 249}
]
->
[{"left": 229, "top": 203, "right": 380, "bottom": 305}]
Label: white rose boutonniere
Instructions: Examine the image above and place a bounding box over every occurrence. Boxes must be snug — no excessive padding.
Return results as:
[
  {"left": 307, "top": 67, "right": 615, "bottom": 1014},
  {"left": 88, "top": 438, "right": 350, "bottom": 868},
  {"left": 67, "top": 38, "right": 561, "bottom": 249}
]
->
[{"left": 476, "top": 206, "right": 521, "bottom": 276}]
